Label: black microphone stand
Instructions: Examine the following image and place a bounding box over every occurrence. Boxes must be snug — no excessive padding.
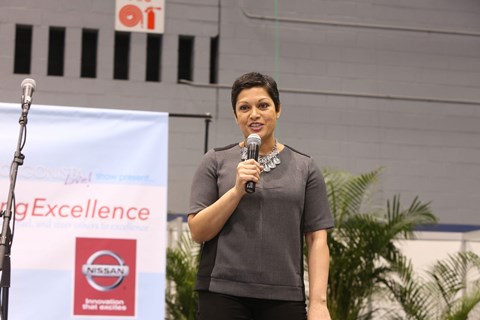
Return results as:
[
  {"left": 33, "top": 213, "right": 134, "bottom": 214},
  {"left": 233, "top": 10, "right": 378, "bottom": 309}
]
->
[{"left": 0, "top": 98, "right": 31, "bottom": 320}]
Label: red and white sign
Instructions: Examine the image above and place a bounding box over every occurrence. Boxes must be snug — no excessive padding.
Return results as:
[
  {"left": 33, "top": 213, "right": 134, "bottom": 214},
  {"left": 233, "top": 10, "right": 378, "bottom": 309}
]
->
[
  {"left": 1, "top": 103, "right": 168, "bottom": 319},
  {"left": 115, "top": 0, "right": 165, "bottom": 34},
  {"left": 74, "top": 237, "right": 137, "bottom": 317}
]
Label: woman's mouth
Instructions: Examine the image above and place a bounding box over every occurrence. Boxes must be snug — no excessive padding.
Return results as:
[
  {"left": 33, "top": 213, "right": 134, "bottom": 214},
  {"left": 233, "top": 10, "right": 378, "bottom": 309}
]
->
[{"left": 249, "top": 123, "right": 263, "bottom": 131}]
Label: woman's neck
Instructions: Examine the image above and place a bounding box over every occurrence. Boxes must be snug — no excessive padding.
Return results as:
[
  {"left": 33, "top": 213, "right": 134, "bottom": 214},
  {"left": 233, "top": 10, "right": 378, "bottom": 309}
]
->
[
  {"left": 240, "top": 137, "right": 279, "bottom": 155},
  {"left": 258, "top": 137, "right": 276, "bottom": 155}
]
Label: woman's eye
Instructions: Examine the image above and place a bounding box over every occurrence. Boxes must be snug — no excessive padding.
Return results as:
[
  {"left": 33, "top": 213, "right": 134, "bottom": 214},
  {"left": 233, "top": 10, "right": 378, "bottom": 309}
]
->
[
  {"left": 238, "top": 105, "right": 249, "bottom": 111},
  {"left": 258, "top": 103, "right": 269, "bottom": 109}
]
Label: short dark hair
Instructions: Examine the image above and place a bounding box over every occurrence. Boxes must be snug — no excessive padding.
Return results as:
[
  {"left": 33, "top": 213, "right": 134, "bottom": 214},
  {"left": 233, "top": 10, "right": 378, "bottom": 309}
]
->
[{"left": 231, "top": 72, "right": 280, "bottom": 114}]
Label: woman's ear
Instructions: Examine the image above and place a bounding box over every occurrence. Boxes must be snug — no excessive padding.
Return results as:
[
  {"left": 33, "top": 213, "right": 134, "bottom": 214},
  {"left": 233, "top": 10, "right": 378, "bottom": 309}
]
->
[{"left": 276, "top": 103, "right": 282, "bottom": 119}]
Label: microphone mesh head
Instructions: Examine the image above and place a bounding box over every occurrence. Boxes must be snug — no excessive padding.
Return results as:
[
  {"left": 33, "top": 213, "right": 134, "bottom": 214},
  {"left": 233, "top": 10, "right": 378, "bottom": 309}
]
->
[
  {"left": 246, "top": 133, "right": 261, "bottom": 146},
  {"left": 21, "top": 78, "right": 36, "bottom": 91}
]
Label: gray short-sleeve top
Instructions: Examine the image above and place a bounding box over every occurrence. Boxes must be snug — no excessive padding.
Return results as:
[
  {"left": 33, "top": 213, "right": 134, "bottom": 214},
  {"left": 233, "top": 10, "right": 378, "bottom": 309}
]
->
[{"left": 189, "top": 143, "right": 334, "bottom": 301}]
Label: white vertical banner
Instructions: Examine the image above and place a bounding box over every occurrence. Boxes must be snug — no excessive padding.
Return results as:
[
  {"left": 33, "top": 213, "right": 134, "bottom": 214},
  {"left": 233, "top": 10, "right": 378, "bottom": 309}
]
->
[
  {"left": 115, "top": 0, "right": 165, "bottom": 34},
  {"left": 0, "top": 103, "right": 168, "bottom": 319}
]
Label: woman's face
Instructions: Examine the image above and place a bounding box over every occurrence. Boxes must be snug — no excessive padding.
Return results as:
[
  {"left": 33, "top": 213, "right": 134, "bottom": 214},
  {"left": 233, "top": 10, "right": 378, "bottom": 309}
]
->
[{"left": 234, "top": 87, "right": 281, "bottom": 145}]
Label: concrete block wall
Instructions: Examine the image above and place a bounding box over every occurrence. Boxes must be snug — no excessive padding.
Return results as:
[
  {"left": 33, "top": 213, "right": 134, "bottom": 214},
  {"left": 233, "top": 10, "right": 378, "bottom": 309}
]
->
[
  {"left": 0, "top": 0, "right": 479, "bottom": 223},
  {"left": 213, "top": 0, "right": 480, "bottom": 224}
]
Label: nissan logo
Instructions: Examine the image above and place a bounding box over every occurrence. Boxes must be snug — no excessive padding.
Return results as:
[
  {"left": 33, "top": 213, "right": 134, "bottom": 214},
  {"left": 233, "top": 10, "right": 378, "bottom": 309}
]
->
[{"left": 82, "top": 250, "right": 129, "bottom": 292}]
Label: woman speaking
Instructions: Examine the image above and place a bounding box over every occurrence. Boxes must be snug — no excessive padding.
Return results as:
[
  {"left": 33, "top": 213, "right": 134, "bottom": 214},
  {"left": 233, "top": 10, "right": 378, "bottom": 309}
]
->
[{"left": 188, "top": 72, "right": 334, "bottom": 320}]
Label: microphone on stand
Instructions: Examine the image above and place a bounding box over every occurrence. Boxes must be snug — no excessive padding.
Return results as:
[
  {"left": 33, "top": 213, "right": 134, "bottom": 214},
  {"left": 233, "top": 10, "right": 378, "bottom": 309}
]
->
[
  {"left": 20, "top": 78, "right": 36, "bottom": 110},
  {"left": 0, "top": 78, "right": 36, "bottom": 320},
  {"left": 245, "top": 133, "right": 261, "bottom": 193}
]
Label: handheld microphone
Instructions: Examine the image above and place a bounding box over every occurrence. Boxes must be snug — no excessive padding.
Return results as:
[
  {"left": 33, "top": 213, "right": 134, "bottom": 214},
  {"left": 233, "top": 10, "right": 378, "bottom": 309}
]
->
[
  {"left": 21, "top": 78, "right": 36, "bottom": 107},
  {"left": 245, "top": 133, "right": 261, "bottom": 193}
]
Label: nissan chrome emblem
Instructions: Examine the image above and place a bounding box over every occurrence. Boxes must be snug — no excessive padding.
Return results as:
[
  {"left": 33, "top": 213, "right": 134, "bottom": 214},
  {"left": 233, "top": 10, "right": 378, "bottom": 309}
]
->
[{"left": 82, "top": 250, "right": 130, "bottom": 292}]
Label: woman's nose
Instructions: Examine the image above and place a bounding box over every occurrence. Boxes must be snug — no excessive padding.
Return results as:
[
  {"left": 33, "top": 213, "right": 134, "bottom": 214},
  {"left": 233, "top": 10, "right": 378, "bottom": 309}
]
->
[{"left": 250, "top": 106, "right": 259, "bottom": 118}]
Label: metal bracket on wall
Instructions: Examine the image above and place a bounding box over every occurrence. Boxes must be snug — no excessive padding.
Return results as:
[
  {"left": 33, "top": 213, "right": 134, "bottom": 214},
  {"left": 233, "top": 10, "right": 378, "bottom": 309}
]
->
[{"left": 169, "top": 112, "right": 212, "bottom": 154}]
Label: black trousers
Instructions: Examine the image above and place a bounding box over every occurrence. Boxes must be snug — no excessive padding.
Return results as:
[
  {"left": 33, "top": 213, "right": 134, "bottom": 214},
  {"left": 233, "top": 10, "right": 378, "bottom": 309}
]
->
[{"left": 197, "top": 291, "right": 307, "bottom": 320}]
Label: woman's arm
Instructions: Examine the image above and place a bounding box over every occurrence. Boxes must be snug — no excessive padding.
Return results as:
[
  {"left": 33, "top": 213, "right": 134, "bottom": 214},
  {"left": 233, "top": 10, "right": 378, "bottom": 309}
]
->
[
  {"left": 305, "top": 229, "right": 331, "bottom": 320},
  {"left": 188, "top": 159, "right": 261, "bottom": 243}
]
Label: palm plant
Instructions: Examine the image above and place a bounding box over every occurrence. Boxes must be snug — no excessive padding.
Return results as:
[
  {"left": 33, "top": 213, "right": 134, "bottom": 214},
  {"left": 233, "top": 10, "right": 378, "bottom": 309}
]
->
[
  {"left": 165, "top": 232, "right": 200, "bottom": 320},
  {"left": 321, "top": 168, "right": 437, "bottom": 320},
  {"left": 385, "top": 251, "right": 480, "bottom": 320},
  {"left": 166, "top": 168, "right": 441, "bottom": 319}
]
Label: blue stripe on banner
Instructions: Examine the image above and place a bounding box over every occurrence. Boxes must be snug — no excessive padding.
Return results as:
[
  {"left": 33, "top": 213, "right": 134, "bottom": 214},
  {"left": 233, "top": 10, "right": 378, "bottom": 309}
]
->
[
  {"left": 10, "top": 270, "right": 165, "bottom": 319},
  {"left": 0, "top": 103, "right": 168, "bottom": 186}
]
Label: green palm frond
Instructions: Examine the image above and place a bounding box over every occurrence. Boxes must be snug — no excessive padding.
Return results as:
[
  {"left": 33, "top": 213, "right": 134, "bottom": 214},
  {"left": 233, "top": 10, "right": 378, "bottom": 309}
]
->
[
  {"left": 166, "top": 232, "right": 200, "bottom": 320},
  {"left": 384, "top": 256, "right": 434, "bottom": 320},
  {"left": 387, "top": 251, "right": 480, "bottom": 320},
  {"left": 386, "top": 195, "right": 437, "bottom": 240},
  {"left": 324, "top": 167, "right": 382, "bottom": 226},
  {"left": 429, "top": 252, "right": 480, "bottom": 318},
  {"left": 323, "top": 167, "right": 437, "bottom": 320},
  {"left": 445, "top": 287, "right": 480, "bottom": 320}
]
